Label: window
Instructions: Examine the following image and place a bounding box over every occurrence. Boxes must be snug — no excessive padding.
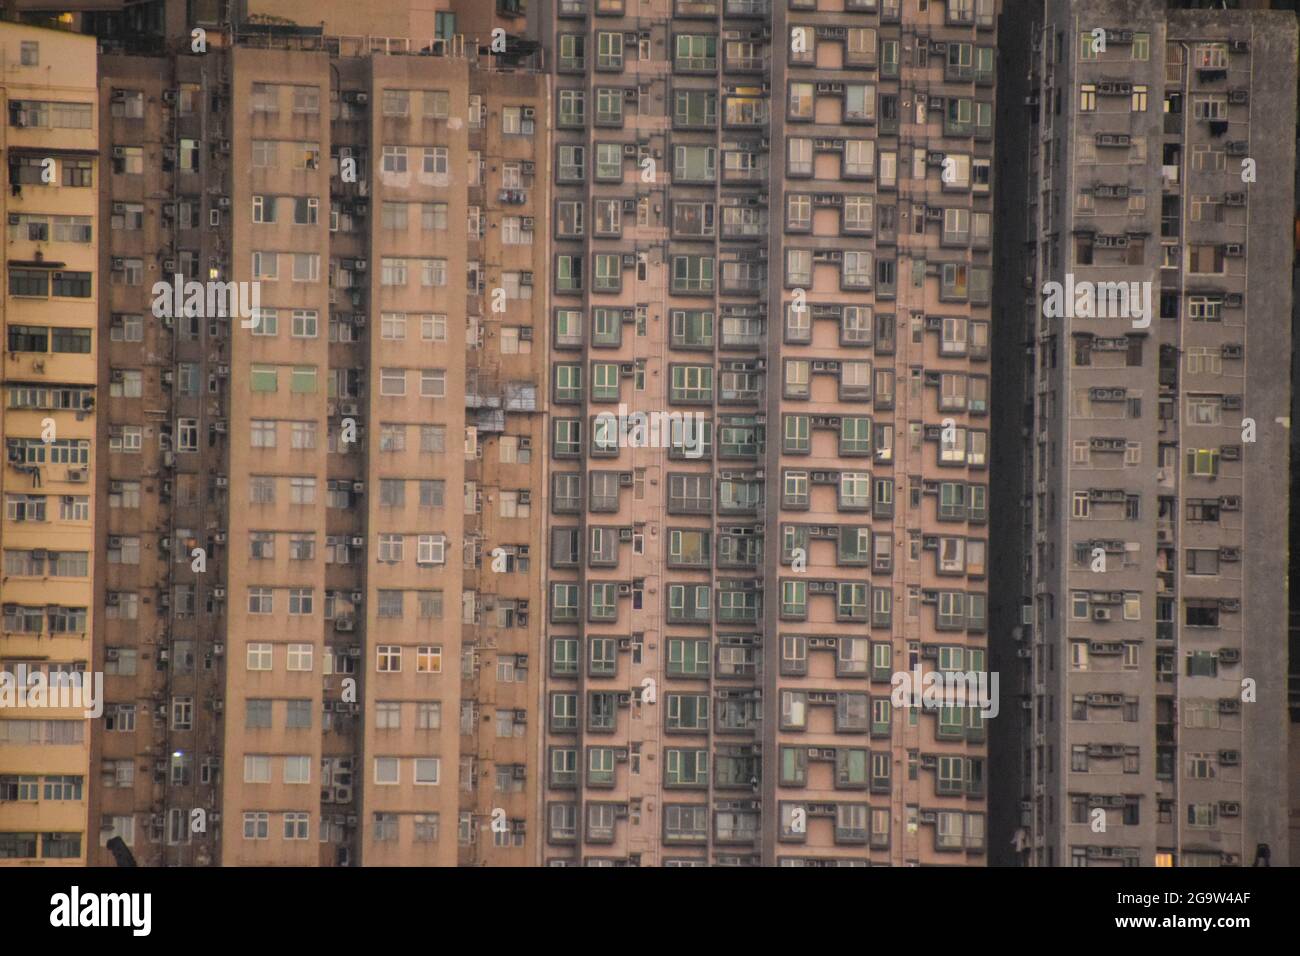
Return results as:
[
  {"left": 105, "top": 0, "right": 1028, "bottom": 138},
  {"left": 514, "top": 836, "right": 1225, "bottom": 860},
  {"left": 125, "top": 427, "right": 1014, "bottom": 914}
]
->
[
  {"left": 177, "top": 418, "right": 199, "bottom": 452},
  {"left": 418, "top": 647, "right": 444, "bottom": 676},
  {"left": 286, "top": 586, "right": 315, "bottom": 614},
  {"left": 374, "top": 758, "right": 400, "bottom": 785},
  {"left": 291, "top": 85, "right": 319, "bottom": 113},
  {"left": 380, "top": 368, "right": 407, "bottom": 396},
  {"left": 843, "top": 251, "right": 872, "bottom": 289},
  {"left": 282, "top": 812, "right": 310, "bottom": 840},
  {"left": 1186, "top": 549, "right": 1220, "bottom": 576},
  {"left": 1186, "top": 448, "right": 1220, "bottom": 477},
  {"left": 291, "top": 254, "right": 320, "bottom": 282},
  {"left": 845, "top": 83, "right": 876, "bottom": 121},
  {"left": 421, "top": 370, "right": 447, "bottom": 398},
  {"left": 286, "top": 644, "right": 313, "bottom": 670},
  {"left": 243, "top": 812, "right": 269, "bottom": 840},
  {"left": 417, "top": 535, "right": 446, "bottom": 566},
  {"left": 247, "top": 586, "right": 275, "bottom": 615},
  {"left": 382, "top": 89, "right": 411, "bottom": 117},
  {"left": 282, "top": 756, "right": 311, "bottom": 784},
  {"left": 382, "top": 145, "right": 408, "bottom": 174}
]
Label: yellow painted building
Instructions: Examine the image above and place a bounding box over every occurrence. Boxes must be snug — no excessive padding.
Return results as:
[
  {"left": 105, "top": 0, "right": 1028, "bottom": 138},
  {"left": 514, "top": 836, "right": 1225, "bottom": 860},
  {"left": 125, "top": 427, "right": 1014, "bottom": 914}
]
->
[{"left": 0, "top": 22, "right": 99, "bottom": 864}]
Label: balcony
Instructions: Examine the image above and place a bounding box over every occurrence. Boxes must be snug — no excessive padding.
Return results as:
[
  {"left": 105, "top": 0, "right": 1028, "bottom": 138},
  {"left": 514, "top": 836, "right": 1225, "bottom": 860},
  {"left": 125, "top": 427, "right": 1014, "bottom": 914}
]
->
[
  {"left": 717, "top": 596, "right": 760, "bottom": 624},
  {"left": 723, "top": 104, "right": 769, "bottom": 130},
  {"left": 719, "top": 380, "right": 762, "bottom": 404},
  {"left": 724, "top": 53, "right": 769, "bottom": 74},
  {"left": 944, "top": 117, "right": 973, "bottom": 138},
  {"left": 718, "top": 429, "right": 762, "bottom": 458},
  {"left": 720, "top": 216, "right": 766, "bottom": 240},
  {"left": 668, "top": 605, "right": 711, "bottom": 625},
  {"left": 721, "top": 157, "right": 767, "bottom": 183},
  {"left": 552, "top": 492, "right": 582, "bottom": 513},
  {"left": 675, "top": 54, "right": 718, "bottom": 74},
  {"left": 717, "top": 547, "right": 760, "bottom": 570},
  {"left": 720, "top": 271, "right": 765, "bottom": 296},
  {"left": 719, "top": 325, "right": 763, "bottom": 349}
]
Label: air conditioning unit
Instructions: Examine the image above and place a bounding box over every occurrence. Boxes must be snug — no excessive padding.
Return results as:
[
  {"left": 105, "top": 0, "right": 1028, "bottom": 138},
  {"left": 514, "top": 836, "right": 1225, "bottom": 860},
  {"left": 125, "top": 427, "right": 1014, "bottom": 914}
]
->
[
  {"left": 1093, "top": 608, "right": 1112, "bottom": 621},
  {"left": 67, "top": 469, "right": 87, "bottom": 483}
]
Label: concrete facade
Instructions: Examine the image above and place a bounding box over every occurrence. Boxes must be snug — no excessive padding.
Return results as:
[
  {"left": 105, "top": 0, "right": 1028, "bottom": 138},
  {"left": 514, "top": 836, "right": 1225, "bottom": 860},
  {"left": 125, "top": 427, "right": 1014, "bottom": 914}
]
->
[{"left": 1006, "top": 0, "right": 1294, "bottom": 867}]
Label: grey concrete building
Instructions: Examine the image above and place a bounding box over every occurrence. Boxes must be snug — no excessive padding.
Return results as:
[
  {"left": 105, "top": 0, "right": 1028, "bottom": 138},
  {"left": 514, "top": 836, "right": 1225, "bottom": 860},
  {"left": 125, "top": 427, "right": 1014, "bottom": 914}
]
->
[{"left": 1005, "top": 0, "right": 1294, "bottom": 866}]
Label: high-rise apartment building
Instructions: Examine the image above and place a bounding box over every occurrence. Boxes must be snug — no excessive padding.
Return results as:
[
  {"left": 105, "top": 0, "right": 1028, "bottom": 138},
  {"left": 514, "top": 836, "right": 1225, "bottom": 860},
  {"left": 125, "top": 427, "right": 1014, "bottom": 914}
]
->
[
  {"left": 0, "top": 23, "right": 100, "bottom": 865},
  {"left": 1003, "top": 0, "right": 1294, "bottom": 867},
  {"left": 6, "top": 0, "right": 1294, "bottom": 870},
  {"left": 0, "top": 1, "right": 549, "bottom": 867},
  {"left": 541, "top": 0, "right": 997, "bottom": 866}
]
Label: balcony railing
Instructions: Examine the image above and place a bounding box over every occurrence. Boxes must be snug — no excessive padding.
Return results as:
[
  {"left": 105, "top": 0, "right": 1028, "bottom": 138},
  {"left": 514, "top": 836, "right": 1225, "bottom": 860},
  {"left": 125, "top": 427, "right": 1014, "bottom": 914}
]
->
[{"left": 724, "top": 0, "right": 768, "bottom": 15}]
